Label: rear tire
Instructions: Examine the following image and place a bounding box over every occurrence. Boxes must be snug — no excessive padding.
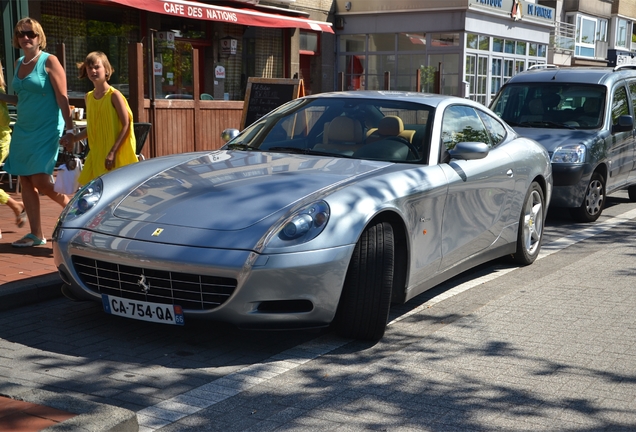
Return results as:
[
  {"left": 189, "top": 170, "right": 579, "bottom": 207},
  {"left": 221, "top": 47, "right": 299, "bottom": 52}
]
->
[
  {"left": 570, "top": 173, "right": 605, "bottom": 223},
  {"left": 334, "top": 222, "right": 394, "bottom": 341},
  {"left": 512, "top": 182, "right": 544, "bottom": 265}
]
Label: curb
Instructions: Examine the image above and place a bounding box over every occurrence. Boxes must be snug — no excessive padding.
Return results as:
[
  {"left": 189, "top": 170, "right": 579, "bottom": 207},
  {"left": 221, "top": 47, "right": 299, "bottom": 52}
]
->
[
  {"left": 0, "top": 273, "right": 63, "bottom": 312},
  {"left": 0, "top": 382, "right": 138, "bottom": 432}
]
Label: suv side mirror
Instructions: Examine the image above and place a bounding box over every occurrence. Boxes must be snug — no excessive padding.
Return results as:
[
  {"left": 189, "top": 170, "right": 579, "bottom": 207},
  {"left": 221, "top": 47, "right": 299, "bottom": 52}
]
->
[{"left": 612, "top": 115, "right": 634, "bottom": 133}]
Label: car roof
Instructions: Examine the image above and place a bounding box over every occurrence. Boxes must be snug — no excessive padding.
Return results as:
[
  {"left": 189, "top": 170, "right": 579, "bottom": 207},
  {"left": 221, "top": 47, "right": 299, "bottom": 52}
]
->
[
  {"left": 302, "top": 90, "right": 480, "bottom": 109},
  {"left": 505, "top": 67, "right": 636, "bottom": 86}
]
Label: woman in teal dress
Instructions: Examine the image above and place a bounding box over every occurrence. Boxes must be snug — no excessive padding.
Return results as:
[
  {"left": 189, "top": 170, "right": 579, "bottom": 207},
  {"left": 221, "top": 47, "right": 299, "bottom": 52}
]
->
[{"left": 0, "top": 17, "right": 74, "bottom": 247}]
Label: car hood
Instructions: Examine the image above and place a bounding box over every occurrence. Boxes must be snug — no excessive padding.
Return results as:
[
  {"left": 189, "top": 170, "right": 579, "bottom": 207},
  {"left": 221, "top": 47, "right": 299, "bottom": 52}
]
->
[
  {"left": 511, "top": 127, "right": 602, "bottom": 152},
  {"left": 112, "top": 150, "right": 386, "bottom": 231}
]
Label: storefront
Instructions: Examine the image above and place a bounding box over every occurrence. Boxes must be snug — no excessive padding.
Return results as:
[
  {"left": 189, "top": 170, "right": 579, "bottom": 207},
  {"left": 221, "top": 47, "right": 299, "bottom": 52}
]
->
[
  {"left": 1, "top": 0, "right": 333, "bottom": 155},
  {"left": 334, "top": 0, "right": 555, "bottom": 105}
]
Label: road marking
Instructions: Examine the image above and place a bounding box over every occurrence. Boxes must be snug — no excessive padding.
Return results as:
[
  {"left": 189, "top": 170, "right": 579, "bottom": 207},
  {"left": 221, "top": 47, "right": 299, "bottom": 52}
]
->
[{"left": 136, "top": 208, "right": 636, "bottom": 431}]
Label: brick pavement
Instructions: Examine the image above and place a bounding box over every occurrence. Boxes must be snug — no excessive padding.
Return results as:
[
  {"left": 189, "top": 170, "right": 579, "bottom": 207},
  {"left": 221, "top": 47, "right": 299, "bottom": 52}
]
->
[{"left": 0, "top": 175, "right": 60, "bottom": 285}]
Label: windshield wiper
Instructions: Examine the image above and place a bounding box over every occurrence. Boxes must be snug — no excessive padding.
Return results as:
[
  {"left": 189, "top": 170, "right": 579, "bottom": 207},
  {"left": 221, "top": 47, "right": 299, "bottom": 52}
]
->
[
  {"left": 267, "top": 146, "right": 351, "bottom": 157},
  {"left": 518, "top": 120, "right": 576, "bottom": 129},
  {"left": 226, "top": 143, "right": 261, "bottom": 151}
]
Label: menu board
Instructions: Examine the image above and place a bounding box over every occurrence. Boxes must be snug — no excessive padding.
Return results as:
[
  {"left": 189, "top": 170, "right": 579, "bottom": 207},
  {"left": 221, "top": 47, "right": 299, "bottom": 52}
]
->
[{"left": 241, "top": 78, "right": 304, "bottom": 129}]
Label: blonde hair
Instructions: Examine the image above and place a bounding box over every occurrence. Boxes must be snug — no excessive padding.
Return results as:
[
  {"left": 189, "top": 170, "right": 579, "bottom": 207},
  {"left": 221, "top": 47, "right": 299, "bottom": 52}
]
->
[
  {"left": 0, "top": 60, "right": 5, "bottom": 91},
  {"left": 77, "top": 51, "right": 114, "bottom": 81},
  {"left": 12, "top": 17, "right": 46, "bottom": 50}
]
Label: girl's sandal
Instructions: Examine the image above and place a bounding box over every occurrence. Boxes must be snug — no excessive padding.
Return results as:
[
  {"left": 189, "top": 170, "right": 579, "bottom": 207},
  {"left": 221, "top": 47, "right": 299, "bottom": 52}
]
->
[{"left": 16, "top": 209, "right": 27, "bottom": 228}]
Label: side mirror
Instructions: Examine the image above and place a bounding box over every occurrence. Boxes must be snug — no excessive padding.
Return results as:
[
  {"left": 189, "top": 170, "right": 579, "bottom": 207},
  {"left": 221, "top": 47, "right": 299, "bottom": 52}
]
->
[
  {"left": 612, "top": 115, "right": 633, "bottom": 133},
  {"left": 448, "top": 142, "right": 489, "bottom": 160},
  {"left": 221, "top": 128, "right": 239, "bottom": 142}
]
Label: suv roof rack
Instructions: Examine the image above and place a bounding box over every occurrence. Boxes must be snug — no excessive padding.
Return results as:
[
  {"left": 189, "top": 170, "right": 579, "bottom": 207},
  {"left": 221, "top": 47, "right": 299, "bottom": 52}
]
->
[
  {"left": 528, "top": 64, "right": 558, "bottom": 70},
  {"left": 613, "top": 64, "right": 636, "bottom": 71}
]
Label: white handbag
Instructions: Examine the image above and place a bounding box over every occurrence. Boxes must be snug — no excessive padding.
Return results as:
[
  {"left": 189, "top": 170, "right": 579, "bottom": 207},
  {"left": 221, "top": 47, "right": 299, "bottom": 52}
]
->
[{"left": 54, "top": 158, "right": 83, "bottom": 194}]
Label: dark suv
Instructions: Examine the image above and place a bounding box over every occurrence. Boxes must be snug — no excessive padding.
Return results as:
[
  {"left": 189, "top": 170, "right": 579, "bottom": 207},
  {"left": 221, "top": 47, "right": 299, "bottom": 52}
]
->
[{"left": 490, "top": 66, "right": 636, "bottom": 222}]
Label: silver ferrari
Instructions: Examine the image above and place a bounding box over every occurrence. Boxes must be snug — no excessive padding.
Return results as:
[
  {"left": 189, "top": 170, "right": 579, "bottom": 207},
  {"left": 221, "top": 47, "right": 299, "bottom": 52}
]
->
[{"left": 53, "top": 91, "right": 552, "bottom": 341}]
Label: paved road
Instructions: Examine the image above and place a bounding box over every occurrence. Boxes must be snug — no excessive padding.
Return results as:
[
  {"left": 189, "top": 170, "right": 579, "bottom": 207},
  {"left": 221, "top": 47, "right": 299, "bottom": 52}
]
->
[{"left": 1, "top": 193, "right": 635, "bottom": 431}]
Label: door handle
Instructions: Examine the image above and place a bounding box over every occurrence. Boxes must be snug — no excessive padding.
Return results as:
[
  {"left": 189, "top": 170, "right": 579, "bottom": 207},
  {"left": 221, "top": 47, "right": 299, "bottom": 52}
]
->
[{"left": 506, "top": 169, "right": 513, "bottom": 177}]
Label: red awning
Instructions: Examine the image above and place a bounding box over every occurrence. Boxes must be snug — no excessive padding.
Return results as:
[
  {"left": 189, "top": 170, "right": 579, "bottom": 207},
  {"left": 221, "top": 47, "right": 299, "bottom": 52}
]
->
[{"left": 106, "top": 0, "right": 334, "bottom": 33}]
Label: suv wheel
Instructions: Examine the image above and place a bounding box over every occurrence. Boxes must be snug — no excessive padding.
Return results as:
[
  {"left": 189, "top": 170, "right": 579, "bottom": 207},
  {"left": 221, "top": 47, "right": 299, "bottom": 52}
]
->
[{"left": 570, "top": 173, "right": 605, "bottom": 223}]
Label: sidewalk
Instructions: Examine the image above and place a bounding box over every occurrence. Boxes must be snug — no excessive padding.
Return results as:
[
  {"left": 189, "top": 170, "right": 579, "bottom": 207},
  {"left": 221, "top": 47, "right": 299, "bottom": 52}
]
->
[{"left": 0, "top": 176, "right": 138, "bottom": 431}]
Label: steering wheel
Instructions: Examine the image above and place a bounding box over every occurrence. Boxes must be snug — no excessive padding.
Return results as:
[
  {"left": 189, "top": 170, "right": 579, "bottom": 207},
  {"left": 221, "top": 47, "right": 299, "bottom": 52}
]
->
[{"left": 384, "top": 136, "right": 420, "bottom": 160}]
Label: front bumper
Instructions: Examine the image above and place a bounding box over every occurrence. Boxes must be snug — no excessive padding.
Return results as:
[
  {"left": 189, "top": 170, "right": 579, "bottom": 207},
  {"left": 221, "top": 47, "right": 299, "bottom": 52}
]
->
[
  {"left": 54, "top": 228, "right": 355, "bottom": 329},
  {"left": 549, "top": 163, "right": 592, "bottom": 208}
]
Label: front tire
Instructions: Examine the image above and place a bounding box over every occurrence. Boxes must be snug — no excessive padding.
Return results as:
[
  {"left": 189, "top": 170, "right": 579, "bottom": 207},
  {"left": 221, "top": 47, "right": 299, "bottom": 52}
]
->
[
  {"left": 334, "top": 222, "right": 394, "bottom": 341},
  {"left": 628, "top": 185, "right": 636, "bottom": 202},
  {"left": 570, "top": 173, "right": 605, "bottom": 223},
  {"left": 513, "top": 181, "right": 545, "bottom": 265}
]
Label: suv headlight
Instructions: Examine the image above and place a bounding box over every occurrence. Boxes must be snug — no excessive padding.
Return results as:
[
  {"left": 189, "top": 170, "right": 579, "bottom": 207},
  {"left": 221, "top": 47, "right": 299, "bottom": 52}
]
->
[
  {"left": 551, "top": 144, "right": 586, "bottom": 164},
  {"left": 265, "top": 201, "right": 330, "bottom": 248}
]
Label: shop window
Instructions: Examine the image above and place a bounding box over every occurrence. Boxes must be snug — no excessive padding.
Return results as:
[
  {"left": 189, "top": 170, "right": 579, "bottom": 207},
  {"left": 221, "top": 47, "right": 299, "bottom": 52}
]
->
[
  {"left": 478, "top": 35, "right": 490, "bottom": 51},
  {"left": 154, "top": 38, "right": 193, "bottom": 98},
  {"left": 340, "top": 34, "right": 366, "bottom": 52},
  {"left": 491, "top": 58, "right": 502, "bottom": 98},
  {"left": 40, "top": 2, "right": 139, "bottom": 99},
  {"left": 399, "top": 33, "right": 427, "bottom": 51},
  {"left": 466, "top": 33, "right": 478, "bottom": 50},
  {"left": 430, "top": 33, "right": 459, "bottom": 47},
  {"left": 369, "top": 33, "right": 396, "bottom": 51},
  {"left": 529, "top": 43, "right": 537, "bottom": 56},
  {"left": 516, "top": 41, "right": 526, "bottom": 55},
  {"left": 300, "top": 31, "right": 319, "bottom": 54},
  {"left": 538, "top": 44, "right": 547, "bottom": 57},
  {"left": 493, "top": 38, "right": 504, "bottom": 53},
  {"left": 430, "top": 53, "right": 459, "bottom": 96},
  {"left": 504, "top": 40, "right": 515, "bottom": 54},
  {"left": 465, "top": 54, "right": 476, "bottom": 98}
]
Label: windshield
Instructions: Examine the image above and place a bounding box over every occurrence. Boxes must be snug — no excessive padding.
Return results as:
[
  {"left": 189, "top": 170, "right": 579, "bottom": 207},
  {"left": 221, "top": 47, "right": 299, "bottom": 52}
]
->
[
  {"left": 224, "top": 97, "right": 433, "bottom": 164},
  {"left": 490, "top": 83, "right": 606, "bottom": 129}
]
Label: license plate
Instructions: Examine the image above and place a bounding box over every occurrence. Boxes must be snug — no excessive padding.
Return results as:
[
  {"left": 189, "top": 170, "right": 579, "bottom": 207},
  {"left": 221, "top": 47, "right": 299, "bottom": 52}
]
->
[{"left": 102, "top": 294, "right": 184, "bottom": 325}]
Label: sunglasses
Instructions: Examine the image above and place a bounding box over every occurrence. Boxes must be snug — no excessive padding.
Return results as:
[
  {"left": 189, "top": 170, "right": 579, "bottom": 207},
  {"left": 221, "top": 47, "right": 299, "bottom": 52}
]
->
[{"left": 15, "top": 30, "right": 38, "bottom": 39}]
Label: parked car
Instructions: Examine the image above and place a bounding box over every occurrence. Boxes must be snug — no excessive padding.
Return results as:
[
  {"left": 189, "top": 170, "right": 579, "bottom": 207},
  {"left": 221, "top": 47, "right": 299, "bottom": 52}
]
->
[
  {"left": 53, "top": 91, "right": 552, "bottom": 341},
  {"left": 490, "top": 66, "right": 636, "bottom": 222}
]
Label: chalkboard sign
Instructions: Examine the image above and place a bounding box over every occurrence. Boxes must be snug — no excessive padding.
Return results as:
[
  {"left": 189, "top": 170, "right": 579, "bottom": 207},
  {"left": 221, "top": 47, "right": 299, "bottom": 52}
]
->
[{"left": 241, "top": 78, "right": 304, "bottom": 129}]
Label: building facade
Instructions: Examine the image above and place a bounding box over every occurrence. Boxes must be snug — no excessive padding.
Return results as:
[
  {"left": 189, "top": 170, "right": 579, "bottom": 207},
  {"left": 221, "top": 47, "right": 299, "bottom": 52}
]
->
[
  {"left": 1, "top": 0, "right": 335, "bottom": 102},
  {"left": 333, "top": 0, "right": 555, "bottom": 105}
]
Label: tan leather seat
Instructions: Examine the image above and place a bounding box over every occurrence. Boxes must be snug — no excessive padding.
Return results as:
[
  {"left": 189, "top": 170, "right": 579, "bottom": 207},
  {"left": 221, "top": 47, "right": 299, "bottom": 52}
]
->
[
  {"left": 367, "top": 115, "right": 415, "bottom": 143},
  {"left": 314, "top": 117, "right": 364, "bottom": 155}
]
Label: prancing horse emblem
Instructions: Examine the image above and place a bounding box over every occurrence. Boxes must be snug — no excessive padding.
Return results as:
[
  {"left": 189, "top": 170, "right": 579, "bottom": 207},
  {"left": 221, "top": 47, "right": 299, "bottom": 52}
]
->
[{"left": 137, "top": 274, "right": 150, "bottom": 293}]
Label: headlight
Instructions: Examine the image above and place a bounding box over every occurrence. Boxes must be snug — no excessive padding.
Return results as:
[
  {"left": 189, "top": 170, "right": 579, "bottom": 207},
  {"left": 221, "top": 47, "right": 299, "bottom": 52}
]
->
[
  {"left": 551, "top": 144, "right": 586, "bottom": 164},
  {"left": 60, "top": 178, "right": 104, "bottom": 222},
  {"left": 266, "top": 201, "right": 330, "bottom": 248}
]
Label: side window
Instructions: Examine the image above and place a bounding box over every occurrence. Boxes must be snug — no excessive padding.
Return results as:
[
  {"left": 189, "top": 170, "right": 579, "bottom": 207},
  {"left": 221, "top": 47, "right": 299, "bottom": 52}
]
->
[
  {"left": 611, "top": 85, "right": 629, "bottom": 126},
  {"left": 629, "top": 81, "right": 636, "bottom": 117},
  {"left": 477, "top": 110, "right": 507, "bottom": 146},
  {"left": 441, "top": 105, "right": 492, "bottom": 151}
]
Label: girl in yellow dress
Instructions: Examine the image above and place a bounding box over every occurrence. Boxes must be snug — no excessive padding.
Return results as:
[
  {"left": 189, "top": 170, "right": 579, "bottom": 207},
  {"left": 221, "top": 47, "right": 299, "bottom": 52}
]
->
[
  {"left": 0, "top": 59, "right": 27, "bottom": 239},
  {"left": 61, "top": 51, "right": 137, "bottom": 185}
]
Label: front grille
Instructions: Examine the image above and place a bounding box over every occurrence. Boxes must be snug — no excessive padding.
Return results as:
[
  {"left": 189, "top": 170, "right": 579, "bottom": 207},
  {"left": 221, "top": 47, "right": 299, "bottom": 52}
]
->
[{"left": 72, "top": 256, "right": 237, "bottom": 311}]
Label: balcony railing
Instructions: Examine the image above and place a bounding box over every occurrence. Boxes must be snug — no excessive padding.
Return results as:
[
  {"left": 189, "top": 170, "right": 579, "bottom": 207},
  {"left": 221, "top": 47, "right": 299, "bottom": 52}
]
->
[{"left": 551, "top": 21, "right": 576, "bottom": 52}]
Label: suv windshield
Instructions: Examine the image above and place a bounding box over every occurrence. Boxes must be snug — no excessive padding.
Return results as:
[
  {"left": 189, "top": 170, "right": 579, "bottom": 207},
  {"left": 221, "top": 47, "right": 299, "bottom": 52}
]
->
[{"left": 491, "top": 83, "right": 606, "bottom": 129}]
